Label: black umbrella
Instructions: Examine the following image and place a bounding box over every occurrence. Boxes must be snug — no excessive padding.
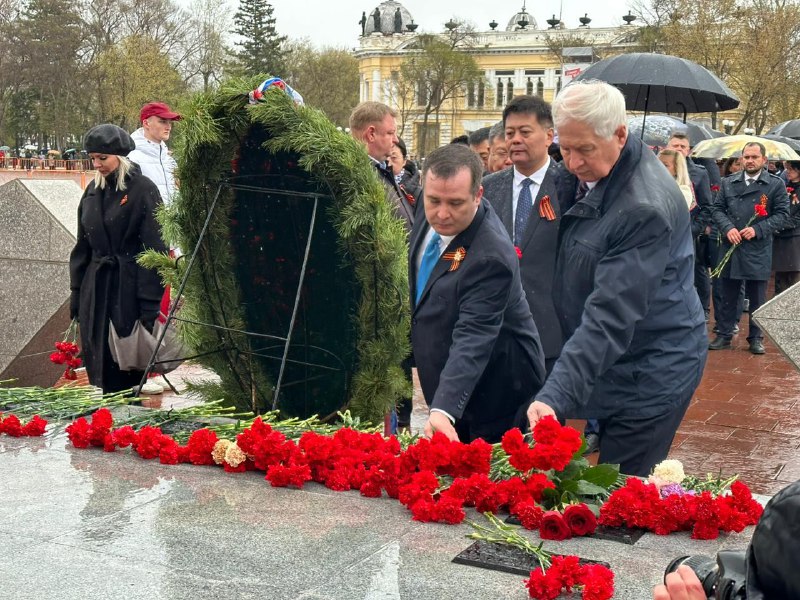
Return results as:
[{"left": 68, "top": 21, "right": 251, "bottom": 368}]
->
[
  {"left": 766, "top": 120, "right": 800, "bottom": 139},
  {"left": 575, "top": 53, "right": 740, "bottom": 116},
  {"left": 761, "top": 134, "right": 800, "bottom": 153}
]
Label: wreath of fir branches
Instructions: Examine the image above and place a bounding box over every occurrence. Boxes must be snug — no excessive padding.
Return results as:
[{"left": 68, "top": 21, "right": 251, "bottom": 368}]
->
[{"left": 140, "top": 76, "right": 411, "bottom": 423}]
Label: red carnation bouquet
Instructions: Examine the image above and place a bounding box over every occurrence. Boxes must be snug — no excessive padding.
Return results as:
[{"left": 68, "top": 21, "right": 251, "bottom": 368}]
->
[{"left": 50, "top": 319, "right": 82, "bottom": 380}]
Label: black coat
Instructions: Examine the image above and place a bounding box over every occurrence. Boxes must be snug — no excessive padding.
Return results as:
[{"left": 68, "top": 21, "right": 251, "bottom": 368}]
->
[
  {"left": 373, "top": 160, "right": 416, "bottom": 234},
  {"left": 409, "top": 202, "right": 545, "bottom": 441},
  {"left": 481, "top": 160, "right": 563, "bottom": 361},
  {"left": 537, "top": 135, "right": 707, "bottom": 420},
  {"left": 69, "top": 165, "right": 167, "bottom": 392},
  {"left": 712, "top": 170, "right": 789, "bottom": 280}
]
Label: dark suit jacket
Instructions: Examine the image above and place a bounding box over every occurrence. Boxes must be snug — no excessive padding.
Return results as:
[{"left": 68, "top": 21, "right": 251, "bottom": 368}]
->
[
  {"left": 481, "top": 162, "right": 563, "bottom": 361},
  {"left": 409, "top": 202, "right": 546, "bottom": 439},
  {"left": 372, "top": 160, "right": 416, "bottom": 234},
  {"left": 687, "top": 159, "right": 713, "bottom": 226},
  {"left": 712, "top": 169, "right": 789, "bottom": 280}
]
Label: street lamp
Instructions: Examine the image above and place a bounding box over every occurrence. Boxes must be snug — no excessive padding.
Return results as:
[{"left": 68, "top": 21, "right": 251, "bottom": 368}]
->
[
  {"left": 743, "top": 127, "right": 755, "bottom": 135},
  {"left": 722, "top": 119, "right": 734, "bottom": 134}
]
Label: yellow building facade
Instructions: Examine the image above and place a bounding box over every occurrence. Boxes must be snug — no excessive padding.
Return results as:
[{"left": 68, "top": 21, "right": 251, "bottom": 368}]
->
[{"left": 354, "top": 1, "right": 641, "bottom": 156}]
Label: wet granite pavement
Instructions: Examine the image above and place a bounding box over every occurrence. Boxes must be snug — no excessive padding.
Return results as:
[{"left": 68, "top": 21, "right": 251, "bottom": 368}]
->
[
  {"left": 16, "top": 314, "right": 793, "bottom": 598},
  {"left": 666, "top": 320, "right": 800, "bottom": 495}
]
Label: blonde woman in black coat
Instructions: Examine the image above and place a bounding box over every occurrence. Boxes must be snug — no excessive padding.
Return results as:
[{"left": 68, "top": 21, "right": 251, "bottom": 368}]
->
[{"left": 69, "top": 124, "right": 168, "bottom": 393}]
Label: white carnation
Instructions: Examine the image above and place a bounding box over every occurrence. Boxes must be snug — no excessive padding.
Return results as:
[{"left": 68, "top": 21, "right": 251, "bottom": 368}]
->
[{"left": 651, "top": 459, "right": 685, "bottom": 484}]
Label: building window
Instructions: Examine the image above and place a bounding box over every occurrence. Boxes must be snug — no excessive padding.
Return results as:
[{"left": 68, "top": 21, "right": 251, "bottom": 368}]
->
[
  {"left": 467, "top": 82, "right": 475, "bottom": 108},
  {"left": 477, "top": 80, "right": 485, "bottom": 108},
  {"left": 526, "top": 78, "right": 533, "bottom": 95},
  {"left": 506, "top": 78, "right": 514, "bottom": 103},
  {"left": 537, "top": 78, "right": 544, "bottom": 97},
  {"left": 496, "top": 80, "right": 504, "bottom": 107}
]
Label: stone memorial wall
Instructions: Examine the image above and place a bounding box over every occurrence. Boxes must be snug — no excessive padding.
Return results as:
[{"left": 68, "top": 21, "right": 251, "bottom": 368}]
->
[{"left": 0, "top": 179, "right": 82, "bottom": 385}]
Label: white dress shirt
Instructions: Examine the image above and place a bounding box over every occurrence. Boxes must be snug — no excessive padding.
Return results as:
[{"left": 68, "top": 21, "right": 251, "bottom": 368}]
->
[{"left": 511, "top": 161, "right": 550, "bottom": 222}]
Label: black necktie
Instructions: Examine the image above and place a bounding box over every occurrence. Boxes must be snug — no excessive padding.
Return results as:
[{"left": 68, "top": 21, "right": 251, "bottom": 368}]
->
[{"left": 746, "top": 177, "right": 755, "bottom": 186}]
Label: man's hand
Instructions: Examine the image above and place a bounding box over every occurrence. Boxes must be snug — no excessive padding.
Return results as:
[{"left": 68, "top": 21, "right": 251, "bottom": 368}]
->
[
  {"left": 653, "top": 565, "right": 706, "bottom": 600},
  {"left": 726, "top": 228, "right": 742, "bottom": 244},
  {"left": 740, "top": 226, "right": 757, "bottom": 240},
  {"left": 527, "top": 400, "right": 556, "bottom": 431},
  {"left": 424, "top": 411, "right": 460, "bottom": 442}
]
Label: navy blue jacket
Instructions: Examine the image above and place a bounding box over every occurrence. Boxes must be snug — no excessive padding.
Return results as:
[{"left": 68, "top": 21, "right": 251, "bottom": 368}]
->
[
  {"left": 537, "top": 135, "right": 707, "bottom": 419},
  {"left": 409, "top": 202, "right": 546, "bottom": 427},
  {"left": 712, "top": 170, "right": 789, "bottom": 280}
]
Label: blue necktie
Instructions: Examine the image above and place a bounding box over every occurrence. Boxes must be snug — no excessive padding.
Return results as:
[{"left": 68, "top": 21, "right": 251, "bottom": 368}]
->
[
  {"left": 416, "top": 232, "right": 441, "bottom": 303},
  {"left": 514, "top": 178, "right": 533, "bottom": 245}
]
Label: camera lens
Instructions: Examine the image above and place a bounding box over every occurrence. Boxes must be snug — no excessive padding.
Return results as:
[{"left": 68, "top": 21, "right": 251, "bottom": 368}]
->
[{"left": 665, "top": 555, "right": 718, "bottom": 597}]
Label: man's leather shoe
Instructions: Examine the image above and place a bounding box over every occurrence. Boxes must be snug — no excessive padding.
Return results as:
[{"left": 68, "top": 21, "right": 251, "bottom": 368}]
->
[
  {"left": 749, "top": 340, "right": 765, "bottom": 355},
  {"left": 709, "top": 336, "right": 732, "bottom": 350}
]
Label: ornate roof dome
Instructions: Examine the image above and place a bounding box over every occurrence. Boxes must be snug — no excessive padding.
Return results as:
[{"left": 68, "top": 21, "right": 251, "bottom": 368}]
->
[
  {"left": 363, "top": 1, "right": 415, "bottom": 35},
  {"left": 506, "top": 2, "right": 537, "bottom": 31}
]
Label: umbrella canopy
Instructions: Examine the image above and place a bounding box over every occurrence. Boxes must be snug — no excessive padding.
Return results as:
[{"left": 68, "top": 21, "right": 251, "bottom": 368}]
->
[
  {"left": 23, "top": 144, "right": 38, "bottom": 151},
  {"left": 626, "top": 115, "right": 723, "bottom": 147},
  {"left": 0, "top": 145, "right": 9, "bottom": 151},
  {"left": 691, "top": 135, "right": 800, "bottom": 161},
  {"left": 766, "top": 120, "right": 800, "bottom": 139},
  {"left": 575, "top": 53, "right": 740, "bottom": 114},
  {"left": 761, "top": 134, "right": 800, "bottom": 153}
]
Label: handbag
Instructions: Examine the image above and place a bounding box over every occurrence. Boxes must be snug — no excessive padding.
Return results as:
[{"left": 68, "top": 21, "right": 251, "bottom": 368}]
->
[{"left": 108, "top": 313, "right": 185, "bottom": 374}]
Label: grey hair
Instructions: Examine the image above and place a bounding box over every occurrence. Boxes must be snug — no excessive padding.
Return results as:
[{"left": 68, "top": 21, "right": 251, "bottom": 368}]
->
[
  {"left": 94, "top": 155, "right": 133, "bottom": 191},
  {"left": 488, "top": 121, "right": 504, "bottom": 144},
  {"left": 552, "top": 80, "right": 627, "bottom": 139}
]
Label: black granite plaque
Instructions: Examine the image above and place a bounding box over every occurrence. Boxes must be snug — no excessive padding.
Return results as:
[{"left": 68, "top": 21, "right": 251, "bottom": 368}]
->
[{"left": 453, "top": 540, "right": 610, "bottom": 576}]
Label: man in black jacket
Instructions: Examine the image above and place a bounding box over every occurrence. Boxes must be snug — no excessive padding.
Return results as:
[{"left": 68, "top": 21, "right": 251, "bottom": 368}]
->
[
  {"left": 411, "top": 144, "right": 545, "bottom": 443},
  {"left": 709, "top": 142, "right": 789, "bottom": 354},
  {"left": 526, "top": 81, "right": 707, "bottom": 476},
  {"left": 667, "top": 132, "right": 714, "bottom": 320},
  {"left": 349, "top": 101, "right": 416, "bottom": 233}
]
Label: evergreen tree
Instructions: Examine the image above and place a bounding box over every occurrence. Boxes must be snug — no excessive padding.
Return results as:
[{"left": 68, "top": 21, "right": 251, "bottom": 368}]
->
[{"left": 231, "top": 0, "right": 287, "bottom": 77}]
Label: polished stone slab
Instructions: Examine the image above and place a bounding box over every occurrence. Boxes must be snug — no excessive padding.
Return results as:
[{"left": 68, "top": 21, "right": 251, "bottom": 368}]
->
[
  {"left": 753, "top": 282, "right": 800, "bottom": 371},
  {"left": 0, "top": 178, "right": 80, "bottom": 384},
  {"left": 0, "top": 432, "right": 765, "bottom": 600}
]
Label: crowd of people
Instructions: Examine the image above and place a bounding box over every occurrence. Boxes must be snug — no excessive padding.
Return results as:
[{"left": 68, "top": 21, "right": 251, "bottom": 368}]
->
[
  {"left": 61, "top": 82, "right": 796, "bottom": 598},
  {"left": 351, "top": 80, "right": 799, "bottom": 483},
  {"left": 68, "top": 84, "right": 797, "bottom": 479}
]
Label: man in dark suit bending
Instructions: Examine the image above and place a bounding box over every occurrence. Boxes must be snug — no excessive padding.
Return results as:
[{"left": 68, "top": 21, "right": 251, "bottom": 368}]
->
[{"left": 410, "top": 144, "right": 546, "bottom": 443}]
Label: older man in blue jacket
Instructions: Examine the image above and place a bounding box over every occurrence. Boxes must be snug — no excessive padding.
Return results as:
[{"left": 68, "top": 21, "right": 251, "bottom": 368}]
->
[{"left": 526, "top": 81, "right": 708, "bottom": 477}]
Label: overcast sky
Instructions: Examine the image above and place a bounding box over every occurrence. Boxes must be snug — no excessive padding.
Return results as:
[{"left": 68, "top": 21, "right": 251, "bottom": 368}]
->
[{"left": 270, "top": 0, "right": 636, "bottom": 49}]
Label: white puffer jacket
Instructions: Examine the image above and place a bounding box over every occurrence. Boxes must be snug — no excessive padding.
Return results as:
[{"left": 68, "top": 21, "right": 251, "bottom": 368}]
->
[{"left": 128, "top": 128, "right": 178, "bottom": 206}]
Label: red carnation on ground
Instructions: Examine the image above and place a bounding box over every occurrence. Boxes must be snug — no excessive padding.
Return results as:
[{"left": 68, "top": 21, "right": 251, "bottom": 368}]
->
[
  {"left": 112, "top": 425, "right": 137, "bottom": 448},
  {"left": 21, "top": 415, "right": 47, "bottom": 437},
  {"left": 539, "top": 510, "right": 572, "bottom": 540},
  {"left": 134, "top": 425, "right": 166, "bottom": 460},
  {"left": 1, "top": 414, "right": 23, "bottom": 437},
  {"left": 66, "top": 417, "right": 91, "bottom": 448},
  {"left": 185, "top": 428, "right": 219, "bottom": 466}
]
